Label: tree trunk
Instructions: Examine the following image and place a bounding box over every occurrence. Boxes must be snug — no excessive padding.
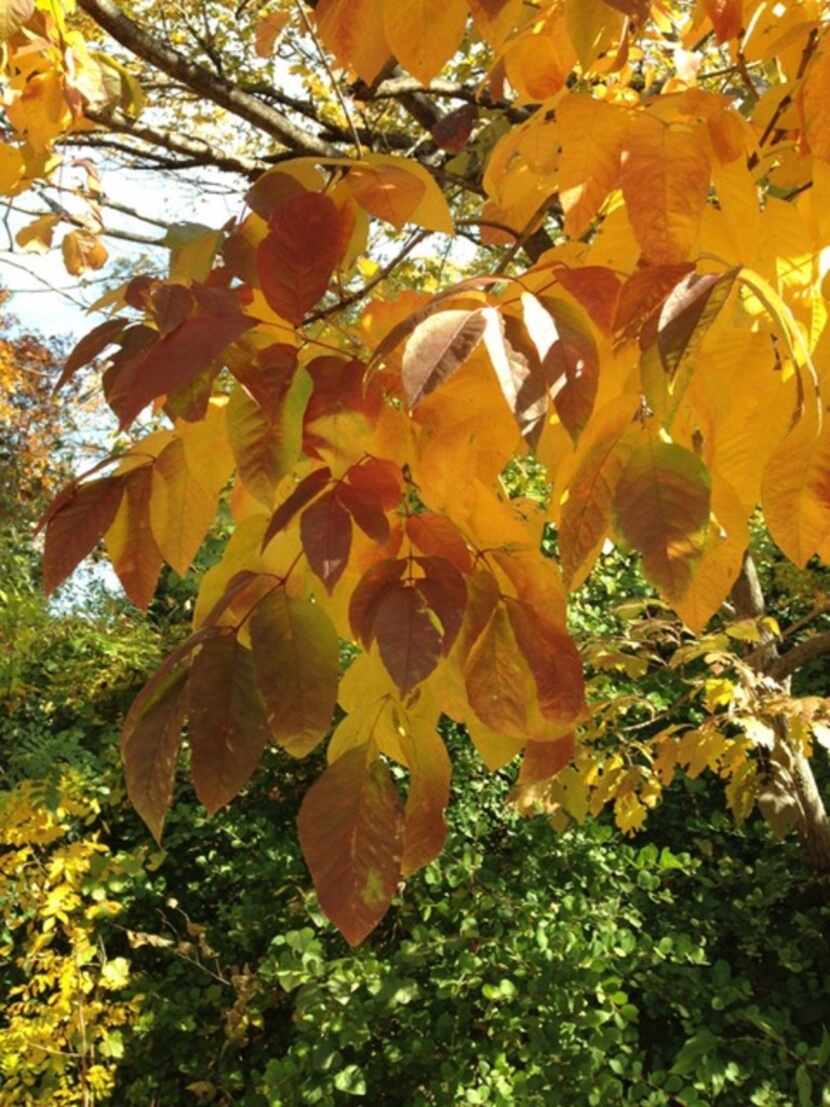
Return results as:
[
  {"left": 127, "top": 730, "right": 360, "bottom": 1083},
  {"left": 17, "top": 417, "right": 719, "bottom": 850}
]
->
[{"left": 731, "top": 554, "right": 830, "bottom": 872}]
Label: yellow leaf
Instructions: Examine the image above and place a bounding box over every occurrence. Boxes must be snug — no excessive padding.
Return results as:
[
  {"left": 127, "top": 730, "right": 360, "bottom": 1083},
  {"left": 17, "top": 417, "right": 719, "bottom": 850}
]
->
[
  {"left": 383, "top": 0, "right": 468, "bottom": 84},
  {"left": 801, "top": 38, "right": 830, "bottom": 162},
  {"left": 15, "top": 212, "right": 60, "bottom": 253},
  {"left": 565, "top": 0, "right": 623, "bottom": 72},
  {"left": 61, "top": 230, "right": 108, "bottom": 276},
  {"left": 503, "top": 13, "right": 575, "bottom": 102},
  {"left": 621, "top": 114, "right": 711, "bottom": 264},
  {"left": 762, "top": 404, "right": 830, "bottom": 566},
  {"left": 558, "top": 94, "right": 628, "bottom": 238},
  {"left": 149, "top": 439, "right": 217, "bottom": 576},
  {"left": 314, "top": 0, "right": 391, "bottom": 84},
  {"left": 347, "top": 153, "right": 454, "bottom": 234},
  {"left": 0, "top": 142, "right": 26, "bottom": 194}
]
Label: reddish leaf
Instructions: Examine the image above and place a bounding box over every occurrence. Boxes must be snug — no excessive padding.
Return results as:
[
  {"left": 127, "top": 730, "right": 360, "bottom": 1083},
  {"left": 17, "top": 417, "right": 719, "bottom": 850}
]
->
[
  {"left": 401, "top": 308, "right": 487, "bottom": 408},
  {"left": 373, "top": 583, "right": 443, "bottom": 693},
  {"left": 519, "top": 733, "right": 576, "bottom": 786},
  {"left": 151, "top": 283, "right": 195, "bottom": 336},
  {"left": 304, "top": 357, "right": 382, "bottom": 425},
  {"left": 121, "top": 666, "right": 188, "bottom": 843},
  {"left": 406, "top": 512, "right": 473, "bottom": 574},
  {"left": 337, "top": 482, "right": 391, "bottom": 544},
  {"left": 348, "top": 558, "right": 408, "bottom": 646},
  {"left": 346, "top": 457, "right": 403, "bottom": 509},
  {"left": 413, "top": 555, "right": 467, "bottom": 652},
  {"left": 42, "top": 476, "right": 124, "bottom": 595},
  {"left": 455, "top": 569, "right": 501, "bottom": 664},
  {"left": 553, "top": 266, "right": 622, "bottom": 335},
  {"left": 614, "top": 264, "right": 694, "bottom": 341},
  {"left": 431, "top": 104, "right": 477, "bottom": 153},
  {"left": 108, "top": 308, "right": 255, "bottom": 430},
  {"left": 262, "top": 466, "right": 332, "bottom": 550},
  {"left": 257, "top": 191, "right": 343, "bottom": 324},
  {"left": 301, "top": 489, "right": 353, "bottom": 591},
  {"left": 232, "top": 343, "right": 298, "bottom": 421},
  {"left": 298, "top": 745, "right": 404, "bottom": 946},
  {"left": 250, "top": 589, "right": 340, "bottom": 757},
  {"left": 542, "top": 299, "right": 600, "bottom": 442},
  {"left": 702, "top": 0, "right": 742, "bottom": 41},
  {"left": 187, "top": 635, "right": 271, "bottom": 814},
  {"left": 107, "top": 465, "right": 164, "bottom": 610},
  {"left": 57, "top": 317, "right": 127, "bottom": 391},
  {"left": 504, "top": 599, "right": 586, "bottom": 726}
]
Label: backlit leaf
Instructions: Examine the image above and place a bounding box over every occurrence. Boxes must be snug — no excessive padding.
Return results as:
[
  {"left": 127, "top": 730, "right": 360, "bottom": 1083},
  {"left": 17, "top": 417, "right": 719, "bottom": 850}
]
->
[
  {"left": 402, "top": 309, "right": 486, "bottom": 408},
  {"left": 558, "top": 94, "right": 627, "bottom": 238},
  {"left": 397, "top": 713, "right": 451, "bottom": 875},
  {"left": 373, "top": 583, "right": 443, "bottom": 692},
  {"left": 614, "top": 435, "right": 712, "bottom": 601},
  {"left": 383, "top": 0, "right": 468, "bottom": 84},
  {"left": 105, "top": 465, "right": 164, "bottom": 610}
]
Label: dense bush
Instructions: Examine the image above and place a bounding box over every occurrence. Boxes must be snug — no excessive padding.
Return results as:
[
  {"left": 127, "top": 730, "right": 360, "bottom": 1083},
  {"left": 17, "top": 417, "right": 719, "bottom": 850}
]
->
[{"left": 3, "top": 538, "right": 830, "bottom": 1107}]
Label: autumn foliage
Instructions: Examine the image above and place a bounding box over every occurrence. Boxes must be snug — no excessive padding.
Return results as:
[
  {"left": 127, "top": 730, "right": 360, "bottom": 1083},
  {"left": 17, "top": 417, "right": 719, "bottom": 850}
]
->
[{"left": 7, "top": 0, "right": 830, "bottom": 943}]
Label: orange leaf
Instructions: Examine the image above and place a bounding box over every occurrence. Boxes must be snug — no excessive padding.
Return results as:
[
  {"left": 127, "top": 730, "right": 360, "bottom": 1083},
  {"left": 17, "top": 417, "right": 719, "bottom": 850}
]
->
[
  {"left": 621, "top": 115, "right": 710, "bottom": 264},
  {"left": 255, "top": 9, "right": 289, "bottom": 57},
  {"left": 397, "top": 717, "right": 451, "bottom": 875},
  {"left": 105, "top": 465, "right": 164, "bottom": 610},
  {"left": 298, "top": 745, "right": 403, "bottom": 946},
  {"left": 406, "top": 513, "right": 473, "bottom": 574},
  {"left": 701, "top": 0, "right": 742, "bottom": 42}
]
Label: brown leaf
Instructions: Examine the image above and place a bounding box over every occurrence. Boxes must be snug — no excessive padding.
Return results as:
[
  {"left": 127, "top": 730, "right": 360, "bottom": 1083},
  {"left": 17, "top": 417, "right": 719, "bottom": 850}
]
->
[
  {"left": 413, "top": 555, "right": 467, "bottom": 653},
  {"left": 108, "top": 307, "right": 255, "bottom": 430},
  {"left": 42, "top": 476, "right": 124, "bottom": 595},
  {"left": 397, "top": 718, "right": 451, "bottom": 876},
  {"left": 554, "top": 266, "right": 622, "bottom": 335},
  {"left": 542, "top": 298, "right": 600, "bottom": 442},
  {"left": 262, "top": 466, "right": 331, "bottom": 550},
  {"left": 57, "top": 317, "right": 127, "bottom": 391},
  {"left": 122, "top": 666, "right": 188, "bottom": 843},
  {"left": 187, "top": 635, "right": 271, "bottom": 813},
  {"left": 106, "top": 465, "right": 164, "bottom": 610},
  {"left": 504, "top": 599, "right": 586, "bottom": 726},
  {"left": 257, "top": 191, "right": 343, "bottom": 324},
  {"left": 348, "top": 558, "right": 408, "bottom": 646},
  {"left": 346, "top": 457, "right": 403, "bottom": 509},
  {"left": 373, "top": 583, "right": 443, "bottom": 693},
  {"left": 301, "top": 489, "right": 353, "bottom": 591},
  {"left": 406, "top": 512, "right": 473, "bottom": 574},
  {"left": 614, "top": 264, "right": 694, "bottom": 341},
  {"left": 431, "top": 104, "right": 477, "bottom": 153},
  {"left": 337, "top": 482, "right": 391, "bottom": 544},
  {"left": 298, "top": 746, "right": 404, "bottom": 946}
]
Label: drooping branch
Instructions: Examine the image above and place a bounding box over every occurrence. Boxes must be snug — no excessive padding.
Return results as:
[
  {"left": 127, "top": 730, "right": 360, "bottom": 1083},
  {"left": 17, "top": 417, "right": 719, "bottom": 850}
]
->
[{"left": 77, "top": 0, "right": 340, "bottom": 157}]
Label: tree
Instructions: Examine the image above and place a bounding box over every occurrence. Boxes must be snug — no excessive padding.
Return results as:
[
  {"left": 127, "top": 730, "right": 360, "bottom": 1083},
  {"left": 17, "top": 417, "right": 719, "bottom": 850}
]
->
[{"left": 8, "top": 0, "right": 830, "bottom": 944}]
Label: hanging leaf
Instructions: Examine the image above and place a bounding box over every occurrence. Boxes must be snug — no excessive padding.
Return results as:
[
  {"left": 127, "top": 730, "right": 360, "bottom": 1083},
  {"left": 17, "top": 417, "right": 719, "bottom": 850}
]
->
[
  {"left": 301, "top": 489, "right": 353, "bottom": 591},
  {"left": 372, "top": 583, "right": 443, "bottom": 693},
  {"left": 383, "top": 0, "right": 468, "bottom": 84},
  {"left": 105, "top": 465, "right": 164, "bottom": 610},
  {"left": 250, "top": 589, "right": 340, "bottom": 757},
  {"left": 121, "top": 666, "right": 188, "bottom": 843},
  {"left": 396, "top": 714, "right": 451, "bottom": 875},
  {"left": 42, "top": 476, "right": 124, "bottom": 595},
  {"left": 187, "top": 635, "right": 271, "bottom": 814},
  {"left": 262, "top": 466, "right": 332, "bottom": 549},
  {"left": 614, "top": 435, "right": 712, "bottom": 601},
  {"left": 298, "top": 745, "right": 404, "bottom": 946}
]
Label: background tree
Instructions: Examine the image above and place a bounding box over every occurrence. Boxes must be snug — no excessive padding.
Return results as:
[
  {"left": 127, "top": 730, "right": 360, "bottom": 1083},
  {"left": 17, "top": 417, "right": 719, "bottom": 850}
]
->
[{"left": 3, "top": 0, "right": 830, "bottom": 945}]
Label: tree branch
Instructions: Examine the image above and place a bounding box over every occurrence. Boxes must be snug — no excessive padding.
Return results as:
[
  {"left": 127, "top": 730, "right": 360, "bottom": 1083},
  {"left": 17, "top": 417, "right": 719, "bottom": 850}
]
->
[
  {"left": 78, "top": 0, "right": 340, "bottom": 157},
  {"left": 768, "top": 632, "right": 830, "bottom": 682}
]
